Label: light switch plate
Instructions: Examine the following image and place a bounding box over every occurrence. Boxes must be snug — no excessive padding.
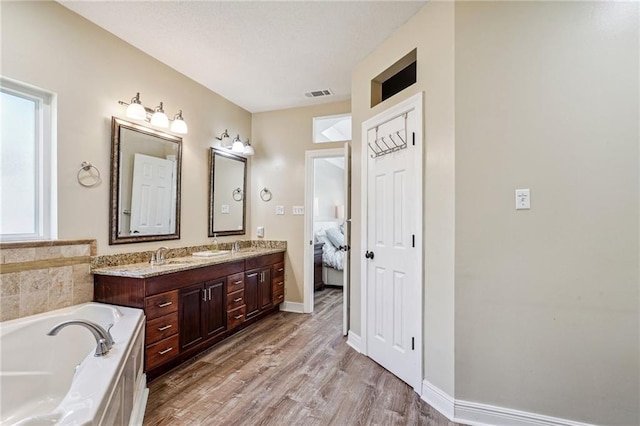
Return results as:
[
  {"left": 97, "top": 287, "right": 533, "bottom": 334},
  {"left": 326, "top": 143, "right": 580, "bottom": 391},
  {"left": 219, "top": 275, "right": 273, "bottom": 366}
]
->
[
  {"left": 256, "top": 226, "right": 264, "bottom": 238},
  {"left": 275, "top": 205, "right": 285, "bottom": 215},
  {"left": 221, "top": 204, "right": 230, "bottom": 214},
  {"left": 292, "top": 206, "right": 305, "bottom": 215},
  {"left": 515, "top": 189, "right": 530, "bottom": 210}
]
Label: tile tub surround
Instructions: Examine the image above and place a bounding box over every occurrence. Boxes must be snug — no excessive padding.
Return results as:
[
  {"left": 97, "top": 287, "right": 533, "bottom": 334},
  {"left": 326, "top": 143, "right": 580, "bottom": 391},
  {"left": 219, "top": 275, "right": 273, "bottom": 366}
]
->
[
  {"left": 91, "top": 241, "right": 287, "bottom": 279},
  {"left": 0, "top": 240, "right": 96, "bottom": 321},
  {"left": 91, "top": 240, "right": 287, "bottom": 270}
]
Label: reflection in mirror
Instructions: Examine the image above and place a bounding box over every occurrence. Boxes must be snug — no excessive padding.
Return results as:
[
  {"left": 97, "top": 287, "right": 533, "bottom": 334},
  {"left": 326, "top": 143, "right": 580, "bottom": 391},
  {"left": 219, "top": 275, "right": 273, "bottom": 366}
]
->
[
  {"left": 110, "top": 117, "right": 182, "bottom": 244},
  {"left": 209, "top": 149, "right": 247, "bottom": 236}
]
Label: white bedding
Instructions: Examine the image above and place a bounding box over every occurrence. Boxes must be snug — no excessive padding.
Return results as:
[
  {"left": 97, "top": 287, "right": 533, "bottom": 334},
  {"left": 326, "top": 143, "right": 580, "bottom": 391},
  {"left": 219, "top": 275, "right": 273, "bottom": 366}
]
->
[{"left": 316, "top": 226, "right": 345, "bottom": 271}]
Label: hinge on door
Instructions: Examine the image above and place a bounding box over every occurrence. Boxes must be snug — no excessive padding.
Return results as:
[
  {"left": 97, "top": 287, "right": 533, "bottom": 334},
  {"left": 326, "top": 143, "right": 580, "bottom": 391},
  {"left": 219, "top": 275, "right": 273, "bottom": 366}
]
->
[
  {"left": 412, "top": 132, "right": 415, "bottom": 146},
  {"left": 412, "top": 337, "right": 415, "bottom": 350},
  {"left": 412, "top": 234, "right": 415, "bottom": 248}
]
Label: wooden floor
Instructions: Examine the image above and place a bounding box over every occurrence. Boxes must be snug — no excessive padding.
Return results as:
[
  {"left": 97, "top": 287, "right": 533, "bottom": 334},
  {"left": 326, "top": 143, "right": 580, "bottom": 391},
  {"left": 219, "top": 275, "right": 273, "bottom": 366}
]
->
[{"left": 144, "top": 289, "right": 460, "bottom": 426}]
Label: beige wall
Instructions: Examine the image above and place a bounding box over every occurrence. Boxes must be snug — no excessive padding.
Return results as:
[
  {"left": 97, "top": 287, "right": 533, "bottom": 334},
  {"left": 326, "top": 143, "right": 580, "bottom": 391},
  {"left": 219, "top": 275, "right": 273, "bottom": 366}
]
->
[
  {"left": 351, "top": 1, "right": 456, "bottom": 396},
  {"left": 353, "top": 0, "right": 639, "bottom": 424},
  {"left": 1, "top": 1, "right": 251, "bottom": 255},
  {"left": 251, "top": 101, "right": 350, "bottom": 303},
  {"left": 455, "top": 2, "right": 639, "bottom": 424}
]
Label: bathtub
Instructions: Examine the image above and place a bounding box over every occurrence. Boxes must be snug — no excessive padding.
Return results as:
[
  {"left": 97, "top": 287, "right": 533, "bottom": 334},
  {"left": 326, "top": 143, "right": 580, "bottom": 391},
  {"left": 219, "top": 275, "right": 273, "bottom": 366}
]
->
[{"left": 0, "top": 303, "right": 147, "bottom": 425}]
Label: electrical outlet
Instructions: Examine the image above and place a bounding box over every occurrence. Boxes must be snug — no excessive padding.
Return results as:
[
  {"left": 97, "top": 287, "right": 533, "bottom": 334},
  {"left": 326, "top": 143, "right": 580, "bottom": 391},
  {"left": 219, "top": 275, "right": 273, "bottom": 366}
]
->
[
  {"left": 256, "top": 226, "right": 264, "bottom": 238},
  {"left": 292, "top": 206, "right": 304, "bottom": 215},
  {"left": 221, "top": 204, "right": 230, "bottom": 214},
  {"left": 275, "top": 205, "right": 285, "bottom": 215}
]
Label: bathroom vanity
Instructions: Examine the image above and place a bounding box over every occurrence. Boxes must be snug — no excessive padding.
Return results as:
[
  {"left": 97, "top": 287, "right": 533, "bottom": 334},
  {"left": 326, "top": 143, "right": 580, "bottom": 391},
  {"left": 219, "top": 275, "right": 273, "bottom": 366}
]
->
[{"left": 92, "top": 248, "right": 285, "bottom": 380}]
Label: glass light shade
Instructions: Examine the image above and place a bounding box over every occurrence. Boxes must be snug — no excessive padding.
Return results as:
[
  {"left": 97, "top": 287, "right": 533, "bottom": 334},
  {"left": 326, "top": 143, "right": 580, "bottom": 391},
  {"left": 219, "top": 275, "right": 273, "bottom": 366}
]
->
[
  {"left": 221, "top": 135, "right": 231, "bottom": 148},
  {"left": 150, "top": 111, "right": 169, "bottom": 128},
  {"left": 170, "top": 118, "right": 188, "bottom": 134},
  {"left": 126, "top": 102, "right": 146, "bottom": 120},
  {"left": 243, "top": 144, "right": 254, "bottom": 156},
  {"left": 232, "top": 139, "right": 245, "bottom": 153}
]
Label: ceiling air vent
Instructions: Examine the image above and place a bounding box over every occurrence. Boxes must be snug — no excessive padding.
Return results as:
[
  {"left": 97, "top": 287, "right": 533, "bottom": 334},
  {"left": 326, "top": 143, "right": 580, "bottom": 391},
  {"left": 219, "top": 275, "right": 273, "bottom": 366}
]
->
[{"left": 305, "top": 89, "right": 334, "bottom": 98}]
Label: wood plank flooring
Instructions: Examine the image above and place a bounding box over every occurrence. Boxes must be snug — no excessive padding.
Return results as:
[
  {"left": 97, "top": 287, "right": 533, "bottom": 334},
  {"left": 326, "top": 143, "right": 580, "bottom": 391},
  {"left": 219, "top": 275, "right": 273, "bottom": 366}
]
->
[{"left": 144, "top": 289, "right": 460, "bottom": 426}]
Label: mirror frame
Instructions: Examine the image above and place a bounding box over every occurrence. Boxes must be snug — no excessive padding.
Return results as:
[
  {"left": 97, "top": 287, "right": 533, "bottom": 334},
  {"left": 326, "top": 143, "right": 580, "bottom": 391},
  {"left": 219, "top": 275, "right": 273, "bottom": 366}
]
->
[
  {"left": 208, "top": 148, "right": 247, "bottom": 237},
  {"left": 109, "top": 117, "right": 182, "bottom": 245}
]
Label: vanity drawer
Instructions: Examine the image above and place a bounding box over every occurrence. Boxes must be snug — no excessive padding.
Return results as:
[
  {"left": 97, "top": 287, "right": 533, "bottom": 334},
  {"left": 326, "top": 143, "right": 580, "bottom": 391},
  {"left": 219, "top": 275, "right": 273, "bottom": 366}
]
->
[
  {"left": 146, "top": 334, "right": 179, "bottom": 370},
  {"left": 272, "top": 289, "right": 284, "bottom": 305},
  {"left": 273, "top": 262, "right": 285, "bottom": 279},
  {"left": 227, "top": 272, "right": 245, "bottom": 294},
  {"left": 145, "top": 312, "right": 178, "bottom": 345},
  {"left": 227, "top": 305, "right": 246, "bottom": 330},
  {"left": 227, "top": 289, "right": 245, "bottom": 310},
  {"left": 272, "top": 277, "right": 284, "bottom": 294},
  {"left": 145, "top": 290, "right": 178, "bottom": 320}
]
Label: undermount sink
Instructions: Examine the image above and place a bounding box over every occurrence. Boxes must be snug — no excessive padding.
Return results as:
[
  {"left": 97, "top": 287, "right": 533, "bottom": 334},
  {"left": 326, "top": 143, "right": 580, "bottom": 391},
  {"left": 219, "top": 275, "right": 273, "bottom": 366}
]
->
[{"left": 192, "top": 250, "right": 231, "bottom": 257}]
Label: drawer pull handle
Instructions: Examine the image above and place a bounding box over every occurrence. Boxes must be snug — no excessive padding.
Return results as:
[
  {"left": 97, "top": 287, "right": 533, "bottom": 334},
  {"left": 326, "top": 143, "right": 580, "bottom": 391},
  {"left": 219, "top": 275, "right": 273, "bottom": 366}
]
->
[
  {"left": 234, "top": 280, "right": 243, "bottom": 285},
  {"left": 234, "top": 315, "right": 243, "bottom": 320},
  {"left": 247, "top": 273, "right": 258, "bottom": 278},
  {"left": 157, "top": 301, "right": 173, "bottom": 308},
  {"left": 158, "top": 347, "right": 173, "bottom": 355},
  {"left": 277, "top": 295, "right": 284, "bottom": 300},
  {"left": 158, "top": 325, "right": 172, "bottom": 331},
  {"left": 277, "top": 281, "right": 284, "bottom": 287},
  {"left": 233, "top": 297, "right": 243, "bottom": 302},
  {"left": 277, "top": 268, "right": 284, "bottom": 272}
]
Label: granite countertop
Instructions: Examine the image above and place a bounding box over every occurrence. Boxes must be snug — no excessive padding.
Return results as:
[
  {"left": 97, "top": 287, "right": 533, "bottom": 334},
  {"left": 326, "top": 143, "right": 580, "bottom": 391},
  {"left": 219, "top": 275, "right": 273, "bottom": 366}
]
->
[{"left": 91, "top": 247, "right": 285, "bottom": 279}]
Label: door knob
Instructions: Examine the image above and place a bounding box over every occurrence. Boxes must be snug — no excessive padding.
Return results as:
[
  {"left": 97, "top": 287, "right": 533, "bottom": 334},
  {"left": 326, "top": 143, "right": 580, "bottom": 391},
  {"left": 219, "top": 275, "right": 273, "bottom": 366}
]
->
[{"left": 365, "top": 251, "right": 374, "bottom": 260}]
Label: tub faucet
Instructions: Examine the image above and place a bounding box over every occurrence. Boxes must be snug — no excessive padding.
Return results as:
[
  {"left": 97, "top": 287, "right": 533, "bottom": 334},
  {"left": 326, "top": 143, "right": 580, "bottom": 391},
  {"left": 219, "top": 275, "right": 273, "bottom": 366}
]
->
[
  {"left": 47, "top": 320, "right": 115, "bottom": 357},
  {"left": 151, "top": 246, "right": 169, "bottom": 265}
]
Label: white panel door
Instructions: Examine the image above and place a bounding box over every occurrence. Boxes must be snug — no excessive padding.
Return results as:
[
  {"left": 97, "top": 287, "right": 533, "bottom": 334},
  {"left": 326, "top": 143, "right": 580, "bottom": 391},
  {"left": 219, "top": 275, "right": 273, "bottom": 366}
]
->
[
  {"left": 342, "top": 142, "right": 351, "bottom": 336},
  {"left": 365, "top": 107, "right": 421, "bottom": 391},
  {"left": 130, "top": 153, "right": 174, "bottom": 235}
]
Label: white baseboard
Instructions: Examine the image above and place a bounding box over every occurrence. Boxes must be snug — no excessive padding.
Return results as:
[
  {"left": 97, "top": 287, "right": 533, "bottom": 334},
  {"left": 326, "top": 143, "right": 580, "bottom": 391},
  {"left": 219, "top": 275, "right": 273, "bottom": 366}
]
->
[
  {"left": 421, "top": 380, "right": 596, "bottom": 426},
  {"left": 346, "top": 330, "right": 362, "bottom": 353},
  {"left": 280, "top": 301, "right": 304, "bottom": 313},
  {"left": 421, "top": 380, "right": 455, "bottom": 420}
]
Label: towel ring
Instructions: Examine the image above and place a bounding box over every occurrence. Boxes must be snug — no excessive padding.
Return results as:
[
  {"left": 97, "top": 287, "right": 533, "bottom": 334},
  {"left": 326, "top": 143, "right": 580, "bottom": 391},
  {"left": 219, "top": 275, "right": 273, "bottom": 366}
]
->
[
  {"left": 77, "top": 161, "right": 101, "bottom": 188},
  {"left": 260, "top": 188, "right": 272, "bottom": 202},
  {"left": 232, "top": 187, "right": 244, "bottom": 201}
]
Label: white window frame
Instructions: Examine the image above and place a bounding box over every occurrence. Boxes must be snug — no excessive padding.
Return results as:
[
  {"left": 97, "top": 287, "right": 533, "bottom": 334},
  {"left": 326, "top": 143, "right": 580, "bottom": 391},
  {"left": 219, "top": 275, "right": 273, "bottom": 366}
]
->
[
  {"left": 312, "top": 113, "right": 352, "bottom": 144},
  {"left": 0, "top": 77, "right": 57, "bottom": 241}
]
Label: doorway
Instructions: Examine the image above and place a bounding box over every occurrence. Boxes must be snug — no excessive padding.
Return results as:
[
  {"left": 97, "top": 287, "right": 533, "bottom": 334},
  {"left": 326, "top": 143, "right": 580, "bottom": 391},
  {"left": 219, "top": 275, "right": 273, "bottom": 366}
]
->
[{"left": 304, "top": 146, "right": 350, "bottom": 335}]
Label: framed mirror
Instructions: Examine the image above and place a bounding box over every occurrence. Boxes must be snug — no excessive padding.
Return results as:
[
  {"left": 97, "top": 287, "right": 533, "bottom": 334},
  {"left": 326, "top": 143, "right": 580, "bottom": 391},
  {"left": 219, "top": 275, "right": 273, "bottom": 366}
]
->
[
  {"left": 110, "top": 117, "right": 182, "bottom": 244},
  {"left": 209, "top": 148, "right": 247, "bottom": 236}
]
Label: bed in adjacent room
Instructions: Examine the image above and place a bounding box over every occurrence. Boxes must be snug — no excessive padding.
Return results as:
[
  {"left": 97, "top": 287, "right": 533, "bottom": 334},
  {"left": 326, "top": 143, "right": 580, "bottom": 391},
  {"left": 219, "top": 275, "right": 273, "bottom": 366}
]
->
[{"left": 315, "top": 224, "right": 345, "bottom": 287}]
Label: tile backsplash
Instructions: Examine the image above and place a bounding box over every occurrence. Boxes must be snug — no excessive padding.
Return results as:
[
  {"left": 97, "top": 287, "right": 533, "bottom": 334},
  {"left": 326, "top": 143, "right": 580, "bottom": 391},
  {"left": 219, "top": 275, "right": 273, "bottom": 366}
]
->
[{"left": 0, "top": 240, "right": 95, "bottom": 321}]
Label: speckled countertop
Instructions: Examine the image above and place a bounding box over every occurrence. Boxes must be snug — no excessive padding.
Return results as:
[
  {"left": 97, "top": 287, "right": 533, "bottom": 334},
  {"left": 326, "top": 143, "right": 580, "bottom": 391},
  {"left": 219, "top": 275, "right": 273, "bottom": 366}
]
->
[{"left": 91, "top": 240, "right": 286, "bottom": 279}]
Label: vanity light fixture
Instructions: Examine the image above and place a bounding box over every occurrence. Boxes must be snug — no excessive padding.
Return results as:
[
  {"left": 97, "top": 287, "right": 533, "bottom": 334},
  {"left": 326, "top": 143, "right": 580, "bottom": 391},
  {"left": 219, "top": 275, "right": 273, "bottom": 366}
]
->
[
  {"left": 118, "top": 93, "right": 188, "bottom": 134},
  {"left": 243, "top": 139, "right": 254, "bottom": 156},
  {"left": 150, "top": 102, "right": 169, "bottom": 128},
  {"left": 170, "top": 110, "right": 188, "bottom": 134},
  {"left": 232, "top": 135, "right": 245, "bottom": 153},
  {"left": 215, "top": 129, "right": 231, "bottom": 148}
]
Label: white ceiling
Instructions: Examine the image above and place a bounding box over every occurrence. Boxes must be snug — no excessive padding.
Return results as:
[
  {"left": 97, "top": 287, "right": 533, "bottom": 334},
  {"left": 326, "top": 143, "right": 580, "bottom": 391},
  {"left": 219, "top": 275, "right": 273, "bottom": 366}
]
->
[{"left": 59, "top": 1, "right": 426, "bottom": 113}]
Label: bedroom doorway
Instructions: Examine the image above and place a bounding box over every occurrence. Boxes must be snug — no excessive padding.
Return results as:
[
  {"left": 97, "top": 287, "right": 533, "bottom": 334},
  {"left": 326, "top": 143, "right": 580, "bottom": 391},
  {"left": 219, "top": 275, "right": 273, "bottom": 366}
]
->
[{"left": 303, "top": 146, "right": 350, "bottom": 335}]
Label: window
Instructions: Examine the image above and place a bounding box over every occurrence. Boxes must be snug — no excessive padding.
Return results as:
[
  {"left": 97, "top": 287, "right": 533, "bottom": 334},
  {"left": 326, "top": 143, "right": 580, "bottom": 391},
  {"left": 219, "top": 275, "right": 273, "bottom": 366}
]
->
[
  {"left": 312, "top": 114, "right": 352, "bottom": 144},
  {"left": 0, "top": 78, "right": 56, "bottom": 241}
]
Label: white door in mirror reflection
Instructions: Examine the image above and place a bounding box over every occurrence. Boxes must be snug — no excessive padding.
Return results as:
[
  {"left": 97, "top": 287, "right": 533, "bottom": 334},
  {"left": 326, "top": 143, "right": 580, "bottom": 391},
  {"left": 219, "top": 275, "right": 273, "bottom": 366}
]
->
[{"left": 130, "top": 153, "right": 175, "bottom": 235}]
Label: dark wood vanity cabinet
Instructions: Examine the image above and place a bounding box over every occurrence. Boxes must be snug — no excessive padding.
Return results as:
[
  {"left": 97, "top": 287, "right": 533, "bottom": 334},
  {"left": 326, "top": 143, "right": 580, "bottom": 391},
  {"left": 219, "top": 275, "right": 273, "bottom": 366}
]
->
[
  {"left": 179, "top": 279, "right": 226, "bottom": 351},
  {"left": 93, "top": 251, "right": 285, "bottom": 380}
]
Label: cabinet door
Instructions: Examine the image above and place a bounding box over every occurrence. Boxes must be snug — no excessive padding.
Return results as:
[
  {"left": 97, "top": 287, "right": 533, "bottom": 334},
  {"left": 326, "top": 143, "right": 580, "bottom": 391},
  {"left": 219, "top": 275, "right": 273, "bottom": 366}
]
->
[
  {"left": 203, "top": 279, "right": 226, "bottom": 339},
  {"left": 180, "top": 283, "right": 204, "bottom": 350},
  {"left": 259, "top": 268, "right": 272, "bottom": 310},
  {"left": 245, "top": 269, "right": 260, "bottom": 319}
]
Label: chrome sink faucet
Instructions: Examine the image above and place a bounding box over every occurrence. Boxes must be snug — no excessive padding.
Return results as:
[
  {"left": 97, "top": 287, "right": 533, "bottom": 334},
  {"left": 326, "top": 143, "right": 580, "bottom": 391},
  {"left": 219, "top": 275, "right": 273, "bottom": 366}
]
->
[
  {"left": 151, "top": 246, "right": 169, "bottom": 265},
  {"left": 232, "top": 240, "right": 243, "bottom": 254},
  {"left": 47, "top": 320, "right": 115, "bottom": 357}
]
